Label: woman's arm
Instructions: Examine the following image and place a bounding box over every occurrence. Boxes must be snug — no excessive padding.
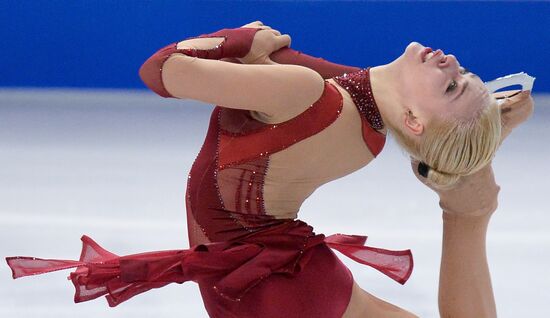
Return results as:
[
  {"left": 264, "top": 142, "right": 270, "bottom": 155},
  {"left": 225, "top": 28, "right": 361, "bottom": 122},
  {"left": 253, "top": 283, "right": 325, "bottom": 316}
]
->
[
  {"left": 139, "top": 26, "right": 325, "bottom": 120},
  {"left": 434, "top": 165, "right": 499, "bottom": 318},
  {"left": 162, "top": 53, "right": 324, "bottom": 117},
  {"left": 410, "top": 159, "right": 499, "bottom": 317},
  {"left": 411, "top": 91, "right": 534, "bottom": 318},
  {"left": 269, "top": 47, "right": 361, "bottom": 79},
  {"left": 237, "top": 21, "right": 361, "bottom": 78}
]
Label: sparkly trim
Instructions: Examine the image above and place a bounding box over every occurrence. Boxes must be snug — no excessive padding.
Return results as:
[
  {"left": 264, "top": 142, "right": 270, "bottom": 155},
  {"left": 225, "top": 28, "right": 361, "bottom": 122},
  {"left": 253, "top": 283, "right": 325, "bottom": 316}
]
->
[
  {"left": 218, "top": 81, "right": 343, "bottom": 169},
  {"left": 219, "top": 120, "right": 281, "bottom": 137},
  {"left": 333, "top": 68, "right": 384, "bottom": 130},
  {"left": 158, "top": 36, "right": 228, "bottom": 97},
  {"left": 245, "top": 168, "right": 255, "bottom": 214},
  {"left": 214, "top": 109, "right": 252, "bottom": 233},
  {"left": 185, "top": 131, "right": 212, "bottom": 242},
  {"left": 178, "top": 35, "right": 227, "bottom": 58},
  {"left": 214, "top": 109, "right": 227, "bottom": 209},
  {"left": 258, "top": 158, "right": 268, "bottom": 215},
  {"left": 159, "top": 47, "right": 175, "bottom": 96},
  {"left": 235, "top": 169, "right": 247, "bottom": 213}
]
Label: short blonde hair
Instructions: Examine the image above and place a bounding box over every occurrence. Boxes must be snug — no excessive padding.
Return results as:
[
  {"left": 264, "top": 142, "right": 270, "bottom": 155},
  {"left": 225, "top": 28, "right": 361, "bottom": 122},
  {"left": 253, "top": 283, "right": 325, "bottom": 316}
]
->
[{"left": 389, "top": 98, "right": 502, "bottom": 189}]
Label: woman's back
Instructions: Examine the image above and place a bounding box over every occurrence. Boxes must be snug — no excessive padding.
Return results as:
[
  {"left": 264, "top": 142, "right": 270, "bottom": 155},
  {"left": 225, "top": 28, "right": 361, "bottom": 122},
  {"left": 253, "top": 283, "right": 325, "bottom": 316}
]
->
[
  {"left": 138, "top": 30, "right": 412, "bottom": 317},
  {"left": 186, "top": 70, "right": 386, "bottom": 246}
]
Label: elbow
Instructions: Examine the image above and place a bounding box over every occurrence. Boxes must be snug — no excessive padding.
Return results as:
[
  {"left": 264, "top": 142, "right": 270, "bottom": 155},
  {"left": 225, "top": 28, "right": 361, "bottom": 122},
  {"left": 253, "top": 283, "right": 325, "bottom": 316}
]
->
[{"left": 138, "top": 52, "right": 174, "bottom": 98}]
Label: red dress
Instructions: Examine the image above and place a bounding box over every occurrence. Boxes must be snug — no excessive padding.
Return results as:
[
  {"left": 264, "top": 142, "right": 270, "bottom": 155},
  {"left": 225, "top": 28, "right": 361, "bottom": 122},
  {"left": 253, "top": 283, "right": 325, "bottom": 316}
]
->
[{"left": 6, "top": 28, "right": 412, "bottom": 318}]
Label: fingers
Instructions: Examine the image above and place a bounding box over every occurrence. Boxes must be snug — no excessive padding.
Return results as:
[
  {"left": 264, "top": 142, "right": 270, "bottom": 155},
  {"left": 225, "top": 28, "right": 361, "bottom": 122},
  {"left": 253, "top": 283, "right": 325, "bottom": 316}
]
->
[
  {"left": 242, "top": 20, "right": 264, "bottom": 28},
  {"left": 492, "top": 89, "right": 521, "bottom": 100},
  {"left": 259, "top": 25, "right": 282, "bottom": 37},
  {"left": 269, "top": 29, "right": 281, "bottom": 36},
  {"left": 274, "top": 34, "right": 291, "bottom": 49},
  {"left": 244, "top": 21, "right": 283, "bottom": 36},
  {"left": 499, "top": 90, "right": 534, "bottom": 141},
  {"left": 244, "top": 21, "right": 269, "bottom": 29},
  {"left": 498, "top": 90, "right": 531, "bottom": 107}
]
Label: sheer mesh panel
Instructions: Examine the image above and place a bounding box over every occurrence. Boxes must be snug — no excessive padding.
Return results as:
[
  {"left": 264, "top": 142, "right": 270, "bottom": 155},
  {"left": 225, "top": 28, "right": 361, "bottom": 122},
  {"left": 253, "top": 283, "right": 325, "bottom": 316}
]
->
[
  {"left": 186, "top": 200, "right": 211, "bottom": 247},
  {"left": 217, "top": 159, "right": 268, "bottom": 215},
  {"left": 325, "top": 234, "right": 413, "bottom": 284}
]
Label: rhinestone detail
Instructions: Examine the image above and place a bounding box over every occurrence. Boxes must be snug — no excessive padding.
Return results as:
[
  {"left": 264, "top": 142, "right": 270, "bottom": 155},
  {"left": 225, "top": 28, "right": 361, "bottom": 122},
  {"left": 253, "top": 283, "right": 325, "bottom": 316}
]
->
[{"left": 333, "top": 68, "right": 384, "bottom": 130}]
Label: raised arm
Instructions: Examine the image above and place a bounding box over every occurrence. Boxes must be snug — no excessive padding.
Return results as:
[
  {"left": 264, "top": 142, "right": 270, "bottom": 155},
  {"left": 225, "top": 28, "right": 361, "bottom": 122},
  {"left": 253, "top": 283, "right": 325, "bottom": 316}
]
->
[
  {"left": 411, "top": 91, "right": 534, "bottom": 318},
  {"left": 269, "top": 47, "right": 361, "bottom": 79},
  {"left": 139, "top": 26, "right": 325, "bottom": 120},
  {"left": 417, "top": 162, "right": 499, "bottom": 318},
  {"left": 237, "top": 21, "right": 361, "bottom": 78}
]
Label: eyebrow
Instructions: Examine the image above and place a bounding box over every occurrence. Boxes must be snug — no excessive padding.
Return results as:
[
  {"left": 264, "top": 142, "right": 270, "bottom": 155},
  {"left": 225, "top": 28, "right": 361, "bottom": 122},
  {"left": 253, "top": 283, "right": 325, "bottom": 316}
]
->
[{"left": 453, "top": 78, "right": 469, "bottom": 102}]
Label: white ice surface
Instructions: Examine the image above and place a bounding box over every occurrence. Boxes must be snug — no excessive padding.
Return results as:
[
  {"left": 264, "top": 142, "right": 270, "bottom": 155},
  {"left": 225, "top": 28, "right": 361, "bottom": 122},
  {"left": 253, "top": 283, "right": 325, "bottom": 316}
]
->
[{"left": 0, "top": 88, "right": 549, "bottom": 317}]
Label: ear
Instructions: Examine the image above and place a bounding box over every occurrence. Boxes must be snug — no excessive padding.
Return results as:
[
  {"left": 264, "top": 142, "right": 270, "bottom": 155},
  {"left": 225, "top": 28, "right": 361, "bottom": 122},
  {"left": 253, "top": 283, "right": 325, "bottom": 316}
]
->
[{"left": 404, "top": 110, "right": 424, "bottom": 135}]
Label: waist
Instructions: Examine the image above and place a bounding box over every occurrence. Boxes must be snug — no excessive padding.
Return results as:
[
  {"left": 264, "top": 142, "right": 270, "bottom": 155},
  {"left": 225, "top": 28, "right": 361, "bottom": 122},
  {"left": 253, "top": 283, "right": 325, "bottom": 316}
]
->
[{"left": 6, "top": 219, "right": 413, "bottom": 307}]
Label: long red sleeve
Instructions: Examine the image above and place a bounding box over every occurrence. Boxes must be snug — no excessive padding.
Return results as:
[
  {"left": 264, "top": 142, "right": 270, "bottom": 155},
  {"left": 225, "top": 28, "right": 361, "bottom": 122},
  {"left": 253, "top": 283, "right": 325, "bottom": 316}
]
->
[
  {"left": 139, "top": 27, "right": 361, "bottom": 97},
  {"left": 139, "top": 28, "right": 261, "bottom": 98},
  {"left": 269, "top": 47, "right": 361, "bottom": 79}
]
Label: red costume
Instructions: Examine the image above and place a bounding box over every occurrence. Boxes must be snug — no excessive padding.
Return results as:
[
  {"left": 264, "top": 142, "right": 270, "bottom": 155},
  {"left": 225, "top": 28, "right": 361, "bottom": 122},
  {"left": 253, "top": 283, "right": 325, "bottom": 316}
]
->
[{"left": 6, "top": 27, "right": 412, "bottom": 317}]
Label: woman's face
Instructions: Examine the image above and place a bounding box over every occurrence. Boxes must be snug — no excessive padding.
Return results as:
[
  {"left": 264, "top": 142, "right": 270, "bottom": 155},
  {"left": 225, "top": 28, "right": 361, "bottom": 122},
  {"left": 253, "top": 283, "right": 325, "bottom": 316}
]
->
[{"left": 395, "top": 42, "right": 491, "bottom": 126}]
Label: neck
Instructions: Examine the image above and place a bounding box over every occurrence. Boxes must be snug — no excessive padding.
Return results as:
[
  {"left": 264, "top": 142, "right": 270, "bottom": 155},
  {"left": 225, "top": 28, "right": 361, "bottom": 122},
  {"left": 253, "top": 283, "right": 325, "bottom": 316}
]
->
[{"left": 369, "top": 64, "right": 404, "bottom": 131}]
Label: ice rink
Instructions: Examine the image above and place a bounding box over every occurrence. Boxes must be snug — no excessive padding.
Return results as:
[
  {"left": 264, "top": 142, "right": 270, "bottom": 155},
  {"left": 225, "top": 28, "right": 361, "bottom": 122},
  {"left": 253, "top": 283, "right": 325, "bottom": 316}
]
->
[{"left": 1, "top": 89, "right": 549, "bottom": 317}]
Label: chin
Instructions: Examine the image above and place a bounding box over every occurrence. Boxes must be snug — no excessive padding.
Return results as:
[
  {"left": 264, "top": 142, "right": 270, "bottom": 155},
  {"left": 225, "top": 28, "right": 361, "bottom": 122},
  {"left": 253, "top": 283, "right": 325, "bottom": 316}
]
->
[
  {"left": 391, "top": 43, "right": 419, "bottom": 68},
  {"left": 392, "top": 45, "right": 420, "bottom": 74},
  {"left": 404, "top": 42, "right": 426, "bottom": 62},
  {"left": 406, "top": 42, "right": 425, "bottom": 52}
]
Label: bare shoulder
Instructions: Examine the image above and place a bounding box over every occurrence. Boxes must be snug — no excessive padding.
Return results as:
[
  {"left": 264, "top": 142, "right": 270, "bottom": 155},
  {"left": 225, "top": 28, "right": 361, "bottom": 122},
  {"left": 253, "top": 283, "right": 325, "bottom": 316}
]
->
[{"left": 249, "top": 64, "right": 327, "bottom": 123}]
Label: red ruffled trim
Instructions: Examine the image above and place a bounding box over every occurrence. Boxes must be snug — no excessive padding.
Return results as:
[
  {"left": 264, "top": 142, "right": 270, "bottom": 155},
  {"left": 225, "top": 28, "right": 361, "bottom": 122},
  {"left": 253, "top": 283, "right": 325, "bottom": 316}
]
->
[{"left": 6, "top": 223, "right": 413, "bottom": 306}]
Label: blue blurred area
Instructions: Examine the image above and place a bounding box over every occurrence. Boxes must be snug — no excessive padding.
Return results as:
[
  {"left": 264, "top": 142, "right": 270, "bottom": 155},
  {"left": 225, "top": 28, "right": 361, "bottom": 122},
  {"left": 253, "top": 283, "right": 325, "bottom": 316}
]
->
[{"left": 2, "top": 1, "right": 549, "bottom": 91}]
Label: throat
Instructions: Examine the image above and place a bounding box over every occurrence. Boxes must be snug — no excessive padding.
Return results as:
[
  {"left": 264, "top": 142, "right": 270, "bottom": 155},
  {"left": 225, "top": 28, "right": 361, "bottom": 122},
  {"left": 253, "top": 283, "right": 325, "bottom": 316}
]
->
[{"left": 368, "top": 65, "right": 403, "bottom": 131}]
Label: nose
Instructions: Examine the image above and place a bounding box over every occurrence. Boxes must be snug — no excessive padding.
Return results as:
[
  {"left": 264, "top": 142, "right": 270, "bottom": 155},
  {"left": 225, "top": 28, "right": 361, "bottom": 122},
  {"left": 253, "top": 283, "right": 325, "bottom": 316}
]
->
[{"left": 438, "top": 54, "right": 460, "bottom": 75}]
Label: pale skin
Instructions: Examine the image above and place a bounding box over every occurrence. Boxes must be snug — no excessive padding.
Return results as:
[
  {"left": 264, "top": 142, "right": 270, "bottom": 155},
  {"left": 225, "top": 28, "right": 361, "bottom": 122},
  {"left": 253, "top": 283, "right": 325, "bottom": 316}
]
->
[{"left": 158, "top": 21, "right": 534, "bottom": 317}]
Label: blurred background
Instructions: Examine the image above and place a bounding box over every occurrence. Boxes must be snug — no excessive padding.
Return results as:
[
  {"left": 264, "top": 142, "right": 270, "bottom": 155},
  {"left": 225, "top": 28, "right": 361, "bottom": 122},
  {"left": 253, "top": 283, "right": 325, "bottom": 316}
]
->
[
  {"left": 2, "top": 1, "right": 549, "bottom": 90},
  {"left": 1, "top": 1, "right": 549, "bottom": 317}
]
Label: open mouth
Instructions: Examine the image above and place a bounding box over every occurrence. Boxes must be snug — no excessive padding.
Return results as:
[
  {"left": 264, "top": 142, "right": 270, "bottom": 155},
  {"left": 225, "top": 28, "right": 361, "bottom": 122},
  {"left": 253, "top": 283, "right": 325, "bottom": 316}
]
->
[
  {"left": 422, "top": 49, "right": 447, "bottom": 63},
  {"left": 421, "top": 47, "right": 433, "bottom": 63}
]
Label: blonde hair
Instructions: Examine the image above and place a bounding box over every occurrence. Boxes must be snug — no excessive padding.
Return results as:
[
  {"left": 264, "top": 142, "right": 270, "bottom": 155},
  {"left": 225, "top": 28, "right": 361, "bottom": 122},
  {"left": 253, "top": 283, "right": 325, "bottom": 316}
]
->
[{"left": 389, "top": 98, "right": 502, "bottom": 189}]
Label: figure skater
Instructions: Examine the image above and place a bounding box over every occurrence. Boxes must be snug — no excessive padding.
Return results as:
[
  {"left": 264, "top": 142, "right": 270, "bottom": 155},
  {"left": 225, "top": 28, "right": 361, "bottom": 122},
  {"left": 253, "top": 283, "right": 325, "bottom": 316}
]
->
[{"left": 6, "top": 21, "right": 534, "bottom": 318}]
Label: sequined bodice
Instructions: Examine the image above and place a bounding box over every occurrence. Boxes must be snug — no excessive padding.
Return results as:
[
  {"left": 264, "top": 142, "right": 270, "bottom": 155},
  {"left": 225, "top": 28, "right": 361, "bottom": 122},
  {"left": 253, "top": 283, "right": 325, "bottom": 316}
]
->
[{"left": 186, "top": 68, "right": 386, "bottom": 246}]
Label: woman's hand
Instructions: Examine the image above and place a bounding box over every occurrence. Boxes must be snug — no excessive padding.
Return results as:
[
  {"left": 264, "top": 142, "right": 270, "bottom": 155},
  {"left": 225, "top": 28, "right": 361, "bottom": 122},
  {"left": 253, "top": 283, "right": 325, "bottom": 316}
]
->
[
  {"left": 494, "top": 90, "right": 534, "bottom": 142},
  {"left": 238, "top": 21, "right": 292, "bottom": 64}
]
